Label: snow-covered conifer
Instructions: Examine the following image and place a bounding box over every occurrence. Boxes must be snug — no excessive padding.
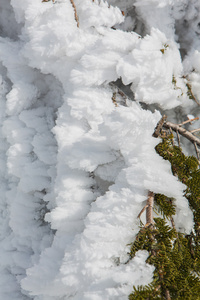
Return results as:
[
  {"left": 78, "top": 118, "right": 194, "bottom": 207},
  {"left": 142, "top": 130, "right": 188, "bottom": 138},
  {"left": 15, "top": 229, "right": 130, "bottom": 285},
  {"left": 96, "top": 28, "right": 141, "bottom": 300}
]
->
[{"left": 0, "top": 0, "right": 200, "bottom": 299}]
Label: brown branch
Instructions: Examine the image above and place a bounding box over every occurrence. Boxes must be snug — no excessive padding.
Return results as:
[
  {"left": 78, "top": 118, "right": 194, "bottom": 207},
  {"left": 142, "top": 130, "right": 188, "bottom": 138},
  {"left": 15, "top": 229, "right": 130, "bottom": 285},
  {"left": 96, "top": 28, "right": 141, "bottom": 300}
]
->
[
  {"left": 186, "top": 82, "right": 200, "bottom": 106},
  {"left": 137, "top": 191, "right": 154, "bottom": 226},
  {"left": 109, "top": 83, "right": 130, "bottom": 107},
  {"left": 163, "top": 121, "right": 200, "bottom": 147},
  {"left": 70, "top": 0, "right": 79, "bottom": 27},
  {"left": 190, "top": 128, "right": 200, "bottom": 134},
  {"left": 137, "top": 204, "right": 148, "bottom": 219},
  {"left": 165, "top": 289, "right": 171, "bottom": 300},
  {"left": 194, "top": 142, "right": 200, "bottom": 161},
  {"left": 176, "top": 130, "right": 181, "bottom": 148},
  {"left": 111, "top": 92, "right": 118, "bottom": 107},
  {"left": 170, "top": 217, "right": 176, "bottom": 230},
  {"left": 146, "top": 191, "right": 154, "bottom": 225},
  {"left": 152, "top": 115, "right": 167, "bottom": 137},
  {"left": 169, "top": 127, "right": 174, "bottom": 146},
  {"left": 178, "top": 117, "right": 199, "bottom": 126}
]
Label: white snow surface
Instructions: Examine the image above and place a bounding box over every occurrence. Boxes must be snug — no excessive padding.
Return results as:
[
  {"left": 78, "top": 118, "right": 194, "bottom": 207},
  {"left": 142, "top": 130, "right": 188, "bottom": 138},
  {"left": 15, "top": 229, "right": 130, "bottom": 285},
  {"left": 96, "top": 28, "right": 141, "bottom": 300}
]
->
[{"left": 0, "top": 0, "right": 198, "bottom": 299}]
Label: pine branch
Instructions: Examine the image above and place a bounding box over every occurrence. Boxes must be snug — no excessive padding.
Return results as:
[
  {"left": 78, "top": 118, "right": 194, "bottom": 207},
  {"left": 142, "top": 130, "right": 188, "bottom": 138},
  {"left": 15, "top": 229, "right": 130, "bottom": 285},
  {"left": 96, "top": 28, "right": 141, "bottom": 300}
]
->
[{"left": 69, "top": 0, "right": 79, "bottom": 27}]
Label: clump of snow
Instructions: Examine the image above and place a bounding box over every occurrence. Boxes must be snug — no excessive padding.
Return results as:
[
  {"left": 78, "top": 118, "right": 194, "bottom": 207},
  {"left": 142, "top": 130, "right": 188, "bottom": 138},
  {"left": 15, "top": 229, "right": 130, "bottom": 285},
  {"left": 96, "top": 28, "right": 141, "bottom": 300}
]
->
[
  {"left": 117, "top": 28, "right": 193, "bottom": 109},
  {"left": 134, "top": 0, "right": 175, "bottom": 38}
]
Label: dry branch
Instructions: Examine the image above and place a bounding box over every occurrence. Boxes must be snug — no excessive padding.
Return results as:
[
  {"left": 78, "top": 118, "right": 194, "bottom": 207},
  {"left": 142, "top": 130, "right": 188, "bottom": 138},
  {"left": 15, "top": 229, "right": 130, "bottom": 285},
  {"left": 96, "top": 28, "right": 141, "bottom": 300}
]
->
[
  {"left": 152, "top": 115, "right": 167, "bottom": 137},
  {"left": 163, "top": 121, "right": 200, "bottom": 147},
  {"left": 190, "top": 128, "right": 200, "bottom": 134},
  {"left": 70, "top": 0, "right": 79, "bottom": 27},
  {"left": 137, "top": 191, "right": 154, "bottom": 226},
  {"left": 178, "top": 117, "right": 199, "bottom": 126},
  {"left": 165, "top": 289, "right": 172, "bottom": 300},
  {"left": 146, "top": 191, "right": 154, "bottom": 225},
  {"left": 109, "top": 82, "right": 130, "bottom": 106},
  {"left": 194, "top": 142, "right": 200, "bottom": 161}
]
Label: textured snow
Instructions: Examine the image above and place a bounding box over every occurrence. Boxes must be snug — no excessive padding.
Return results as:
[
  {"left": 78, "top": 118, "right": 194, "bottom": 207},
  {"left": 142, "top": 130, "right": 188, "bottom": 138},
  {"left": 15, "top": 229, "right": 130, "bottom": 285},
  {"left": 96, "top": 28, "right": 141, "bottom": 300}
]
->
[{"left": 0, "top": 0, "right": 199, "bottom": 299}]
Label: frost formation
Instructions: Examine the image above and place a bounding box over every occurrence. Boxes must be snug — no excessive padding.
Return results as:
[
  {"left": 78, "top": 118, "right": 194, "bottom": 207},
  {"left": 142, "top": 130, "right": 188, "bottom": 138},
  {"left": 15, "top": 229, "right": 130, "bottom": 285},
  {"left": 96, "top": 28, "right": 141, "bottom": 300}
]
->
[{"left": 0, "top": 0, "right": 199, "bottom": 299}]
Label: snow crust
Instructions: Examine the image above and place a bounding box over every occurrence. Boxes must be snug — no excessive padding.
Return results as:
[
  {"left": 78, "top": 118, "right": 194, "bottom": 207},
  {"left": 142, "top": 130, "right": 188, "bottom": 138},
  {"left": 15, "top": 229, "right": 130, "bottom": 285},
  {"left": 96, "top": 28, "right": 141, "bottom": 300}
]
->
[{"left": 0, "top": 0, "right": 199, "bottom": 299}]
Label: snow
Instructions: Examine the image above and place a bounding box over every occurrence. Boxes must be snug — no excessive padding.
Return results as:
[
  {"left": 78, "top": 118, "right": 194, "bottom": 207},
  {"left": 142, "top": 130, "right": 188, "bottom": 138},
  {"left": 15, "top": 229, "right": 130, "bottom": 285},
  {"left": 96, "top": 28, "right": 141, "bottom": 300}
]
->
[{"left": 0, "top": 0, "right": 199, "bottom": 299}]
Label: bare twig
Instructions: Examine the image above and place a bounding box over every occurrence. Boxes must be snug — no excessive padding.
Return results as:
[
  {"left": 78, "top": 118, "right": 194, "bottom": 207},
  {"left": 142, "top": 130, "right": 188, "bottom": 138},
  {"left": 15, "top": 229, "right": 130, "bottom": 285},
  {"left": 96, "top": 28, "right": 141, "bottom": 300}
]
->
[
  {"left": 111, "top": 92, "right": 118, "bottom": 107},
  {"left": 194, "top": 142, "right": 200, "bottom": 161},
  {"left": 137, "top": 204, "right": 148, "bottom": 219},
  {"left": 186, "top": 82, "right": 200, "bottom": 106},
  {"left": 146, "top": 191, "right": 154, "bottom": 225},
  {"left": 137, "top": 191, "right": 154, "bottom": 226},
  {"left": 176, "top": 130, "right": 181, "bottom": 148},
  {"left": 170, "top": 217, "right": 176, "bottom": 230},
  {"left": 109, "top": 82, "right": 130, "bottom": 106},
  {"left": 178, "top": 117, "right": 199, "bottom": 126},
  {"left": 169, "top": 127, "right": 174, "bottom": 146},
  {"left": 70, "top": 0, "right": 79, "bottom": 27},
  {"left": 165, "top": 289, "right": 171, "bottom": 300},
  {"left": 190, "top": 128, "right": 200, "bottom": 134},
  {"left": 153, "top": 115, "right": 167, "bottom": 137},
  {"left": 163, "top": 121, "right": 200, "bottom": 147}
]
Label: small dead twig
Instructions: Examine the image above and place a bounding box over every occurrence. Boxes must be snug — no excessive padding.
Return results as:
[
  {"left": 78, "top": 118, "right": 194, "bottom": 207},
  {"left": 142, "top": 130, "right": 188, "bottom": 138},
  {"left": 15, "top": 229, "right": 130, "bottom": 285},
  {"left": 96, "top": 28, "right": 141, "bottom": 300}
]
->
[
  {"left": 178, "top": 117, "right": 199, "bottom": 126},
  {"left": 165, "top": 289, "right": 171, "bottom": 300},
  {"left": 186, "top": 82, "right": 200, "bottom": 106},
  {"left": 138, "top": 191, "right": 154, "bottom": 226},
  {"left": 111, "top": 92, "right": 118, "bottom": 107},
  {"left": 194, "top": 142, "right": 200, "bottom": 162},
  {"left": 137, "top": 204, "right": 148, "bottom": 219},
  {"left": 70, "top": 0, "right": 79, "bottom": 27},
  {"left": 190, "top": 128, "right": 200, "bottom": 134},
  {"left": 146, "top": 191, "right": 154, "bottom": 225},
  {"left": 109, "top": 83, "right": 130, "bottom": 107},
  {"left": 153, "top": 115, "right": 200, "bottom": 147},
  {"left": 170, "top": 217, "right": 176, "bottom": 230},
  {"left": 42, "top": 0, "right": 55, "bottom": 3},
  {"left": 176, "top": 130, "right": 181, "bottom": 148},
  {"left": 109, "top": 82, "right": 129, "bottom": 107},
  {"left": 169, "top": 127, "right": 174, "bottom": 146},
  {"left": 163, "top": 121, "right": 200, "bottom": 147},
  {"left": 152, "top": 115, "right": 167, "bottom": 137},
  {"left": 154, "top": 115, "right": 200, "bottom": 162}
]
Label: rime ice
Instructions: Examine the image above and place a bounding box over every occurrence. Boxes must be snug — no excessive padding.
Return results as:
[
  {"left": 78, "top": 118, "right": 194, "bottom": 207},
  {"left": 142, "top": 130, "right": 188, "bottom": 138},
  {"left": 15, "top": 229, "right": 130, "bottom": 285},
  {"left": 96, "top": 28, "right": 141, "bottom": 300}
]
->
[{"left": 0, "top": 0, "right": 199, "bottom": 299}]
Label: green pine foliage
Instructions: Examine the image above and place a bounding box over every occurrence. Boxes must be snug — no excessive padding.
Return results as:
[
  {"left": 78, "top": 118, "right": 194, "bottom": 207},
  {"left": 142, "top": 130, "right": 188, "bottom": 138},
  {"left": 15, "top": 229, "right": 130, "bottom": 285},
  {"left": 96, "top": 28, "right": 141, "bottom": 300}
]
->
[{"left": 129, "top": 134, "right": 200, "bottom": 299}]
